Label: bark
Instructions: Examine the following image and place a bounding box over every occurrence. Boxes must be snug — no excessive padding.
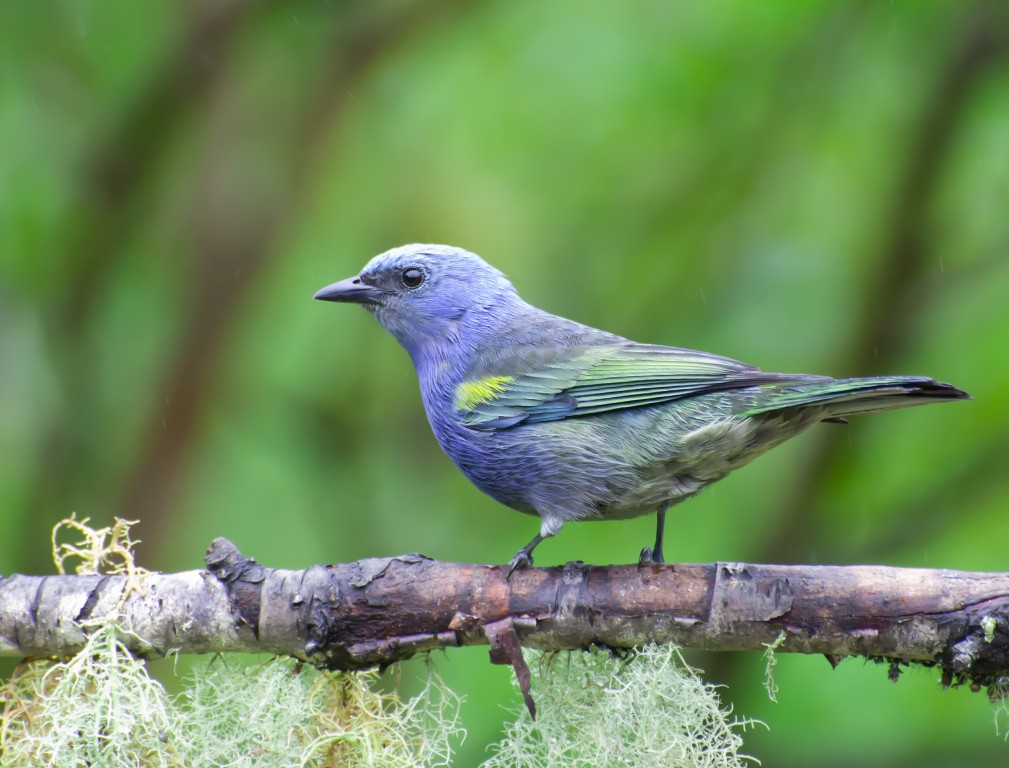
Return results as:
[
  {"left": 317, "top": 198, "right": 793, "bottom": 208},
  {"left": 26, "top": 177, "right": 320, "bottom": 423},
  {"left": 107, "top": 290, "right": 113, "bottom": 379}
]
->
[{"left": 3, "top": 538, "right": 1009, "bottom": 695}]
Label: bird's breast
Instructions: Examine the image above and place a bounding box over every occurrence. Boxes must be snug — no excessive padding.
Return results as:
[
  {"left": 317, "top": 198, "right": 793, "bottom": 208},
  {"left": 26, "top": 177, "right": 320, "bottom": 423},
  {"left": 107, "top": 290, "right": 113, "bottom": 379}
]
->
[{"left": 414, "top": 364, "right": 533, "bottom": 510}]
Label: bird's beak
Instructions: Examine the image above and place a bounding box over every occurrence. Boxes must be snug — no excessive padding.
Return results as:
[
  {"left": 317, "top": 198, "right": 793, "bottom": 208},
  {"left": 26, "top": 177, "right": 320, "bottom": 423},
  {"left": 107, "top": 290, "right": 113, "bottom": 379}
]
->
[{"left": 313, "top": 276, "right": 384, "bottom": 305}]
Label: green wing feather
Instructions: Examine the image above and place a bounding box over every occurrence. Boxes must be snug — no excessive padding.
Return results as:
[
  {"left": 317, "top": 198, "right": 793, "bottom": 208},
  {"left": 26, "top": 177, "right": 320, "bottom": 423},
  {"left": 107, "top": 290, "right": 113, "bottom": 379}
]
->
[{"left": 456, "top": 343, "right": 819, "bottom": 430}]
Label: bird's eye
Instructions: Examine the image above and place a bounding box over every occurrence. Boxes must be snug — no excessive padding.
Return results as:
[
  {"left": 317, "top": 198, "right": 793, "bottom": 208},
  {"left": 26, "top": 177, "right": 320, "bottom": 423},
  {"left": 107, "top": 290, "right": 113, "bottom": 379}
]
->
[{"left": 402, "top": 267, "right": 425, "bottom": 289}]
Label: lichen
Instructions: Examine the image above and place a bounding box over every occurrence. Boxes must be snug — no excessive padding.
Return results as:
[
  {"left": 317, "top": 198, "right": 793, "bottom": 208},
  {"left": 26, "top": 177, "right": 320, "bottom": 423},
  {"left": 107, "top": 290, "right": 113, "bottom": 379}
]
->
[
  {"left": 0, "top": 629, "right": 463, "bottom": 768},
  {"left": 762, "top": 632, "right": 786, "bottom": 703},
  {"left": 982, "top": 616, "right": 997, "bottom": 644},
  {"left": 482, "top": 645, "right": 762, "bottom": 768}
]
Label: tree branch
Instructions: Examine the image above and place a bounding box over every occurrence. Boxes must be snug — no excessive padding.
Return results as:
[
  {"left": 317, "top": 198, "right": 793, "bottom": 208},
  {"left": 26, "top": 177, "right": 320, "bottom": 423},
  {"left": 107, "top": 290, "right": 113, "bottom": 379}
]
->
[{"left": 3, "top": 539, "right": 1008, "bottom": 694}]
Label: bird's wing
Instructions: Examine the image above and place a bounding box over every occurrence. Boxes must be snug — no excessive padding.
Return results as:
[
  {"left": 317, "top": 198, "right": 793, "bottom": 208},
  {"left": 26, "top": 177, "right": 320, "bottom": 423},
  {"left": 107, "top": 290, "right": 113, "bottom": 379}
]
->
[{"left": 455, "top": 343, "right": 819, "bottom": 430}]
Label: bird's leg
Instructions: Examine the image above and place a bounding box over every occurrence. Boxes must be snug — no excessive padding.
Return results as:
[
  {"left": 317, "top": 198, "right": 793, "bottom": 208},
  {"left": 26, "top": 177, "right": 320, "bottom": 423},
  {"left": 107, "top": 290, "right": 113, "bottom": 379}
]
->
[
  {"left": 507, "top": 533, "right": 543, "bottom": 579},
  {"left": 653, "top": 504, "right": 667, "bottom": 563},
  {"left": 639, "top": 502, "right": 670, "bottom": 566}
]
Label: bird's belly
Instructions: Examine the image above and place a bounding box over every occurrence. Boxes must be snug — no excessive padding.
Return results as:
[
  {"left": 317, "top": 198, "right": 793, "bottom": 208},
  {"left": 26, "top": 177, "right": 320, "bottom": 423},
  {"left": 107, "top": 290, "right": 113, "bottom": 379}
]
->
[
  {"left": 429, "top": 422, "right": 540, "bottom": 514},
  {"left": 602, "top": 475, "right": 703, "bottom": 519},
  {"left": 430, "top": 398, "right": 813, "bottom": 525},
  {"left": 608, "top": 416, "right": 794, "bottom": 510}
]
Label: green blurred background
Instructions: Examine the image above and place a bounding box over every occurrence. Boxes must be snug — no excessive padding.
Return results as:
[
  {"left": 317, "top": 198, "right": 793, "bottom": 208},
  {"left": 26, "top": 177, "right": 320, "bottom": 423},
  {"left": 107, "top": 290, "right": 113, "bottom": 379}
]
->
[{"left": 2, "top": 0, "right": 1008, "bottom": 764}]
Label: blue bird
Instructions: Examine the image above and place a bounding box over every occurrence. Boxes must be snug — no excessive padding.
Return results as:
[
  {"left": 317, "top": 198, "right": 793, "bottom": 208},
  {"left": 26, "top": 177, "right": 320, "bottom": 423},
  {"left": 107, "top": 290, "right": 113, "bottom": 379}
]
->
[{"left": 314, "top": 244, "right": 969, "bottom": 572}]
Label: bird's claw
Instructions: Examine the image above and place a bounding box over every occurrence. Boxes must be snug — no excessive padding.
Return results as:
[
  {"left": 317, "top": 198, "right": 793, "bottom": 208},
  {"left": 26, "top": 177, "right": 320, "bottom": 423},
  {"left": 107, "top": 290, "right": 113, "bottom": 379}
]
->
[
  {"left": 638, "top": 546, "right": 665, "bottom": 566},
  {"left": 506, "top": 550, "right": 534, "bottom": 580}
]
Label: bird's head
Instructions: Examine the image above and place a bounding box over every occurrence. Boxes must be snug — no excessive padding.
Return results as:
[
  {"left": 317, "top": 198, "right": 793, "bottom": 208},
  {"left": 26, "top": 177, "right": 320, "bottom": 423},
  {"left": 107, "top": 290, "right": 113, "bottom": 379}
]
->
[{"left": 314, "top": 244, "right": 520, "bottom": 360}]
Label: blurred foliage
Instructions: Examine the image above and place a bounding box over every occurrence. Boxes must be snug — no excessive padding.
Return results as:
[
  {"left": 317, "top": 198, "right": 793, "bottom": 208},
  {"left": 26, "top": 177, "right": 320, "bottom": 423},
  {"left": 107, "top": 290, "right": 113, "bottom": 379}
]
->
[{"left": 1, "top": 0, "right": 1008, "bottom": 764}]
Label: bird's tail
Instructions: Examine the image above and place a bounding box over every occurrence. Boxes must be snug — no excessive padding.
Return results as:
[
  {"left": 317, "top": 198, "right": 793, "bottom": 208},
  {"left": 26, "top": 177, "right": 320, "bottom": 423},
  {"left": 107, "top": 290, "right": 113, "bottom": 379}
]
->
[{"left": 743, "top": 376, "right": 970, "bottom": 420}]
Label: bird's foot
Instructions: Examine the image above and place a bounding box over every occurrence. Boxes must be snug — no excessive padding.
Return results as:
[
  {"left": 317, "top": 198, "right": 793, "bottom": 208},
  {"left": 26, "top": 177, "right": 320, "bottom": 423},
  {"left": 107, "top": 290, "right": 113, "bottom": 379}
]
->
[
  {"left": 506, "top": 550, "right": 534, "bottom": 580},
  {"left": 638, "top": 546, "right": 665, "bottom": 566}
]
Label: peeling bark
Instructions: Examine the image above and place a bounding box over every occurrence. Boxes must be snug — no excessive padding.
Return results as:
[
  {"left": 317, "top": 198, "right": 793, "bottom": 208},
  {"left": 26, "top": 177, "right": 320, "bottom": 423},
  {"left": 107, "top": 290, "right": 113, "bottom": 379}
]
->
[{"left": 2, "top": 538, "right": 1009, "bottom": 694}]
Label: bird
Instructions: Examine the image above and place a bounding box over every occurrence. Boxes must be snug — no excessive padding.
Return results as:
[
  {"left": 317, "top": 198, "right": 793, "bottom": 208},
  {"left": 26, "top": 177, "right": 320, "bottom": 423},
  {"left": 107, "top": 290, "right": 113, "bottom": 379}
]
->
[{"left": 314, "top": 244, "right": 969, "bottom": 573}]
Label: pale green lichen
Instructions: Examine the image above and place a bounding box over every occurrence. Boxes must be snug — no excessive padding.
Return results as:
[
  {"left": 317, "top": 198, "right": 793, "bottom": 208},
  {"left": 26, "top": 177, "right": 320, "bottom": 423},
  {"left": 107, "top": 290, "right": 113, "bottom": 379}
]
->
[
  {"left": 51, "top": 513, "right": 145, "bottom": 578},
  {"left": 0, "top": 618, "right": 463, "bottom": 768},
  {"left": 982, "top": 616, "right": 997, "bottom": 644},
  {"left": 481, "top": 645, "right": 762, "bottom": 768},
  {"left": 186, "top": 655, "right": 462, "bottom": 768},
  {"left": 0, "top": 637, "right": 767, "bottom": 768},
  {"left": 0, "top": 617, "right": 178, "bottom": 768},
  {"left": 761, "top": 632, "right": 787, "bottom": 704},
  {"left": 992, "top": 681, "right": 1009, "bottom": 740}
]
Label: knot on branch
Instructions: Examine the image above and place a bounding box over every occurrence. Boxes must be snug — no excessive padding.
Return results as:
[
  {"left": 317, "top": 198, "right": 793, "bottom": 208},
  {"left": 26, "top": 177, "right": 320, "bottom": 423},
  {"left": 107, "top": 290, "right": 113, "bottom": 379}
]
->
[
  {"left": 205, "top": 537, "right": 265, "bottom": 637},
  {"left": 936, "top": 613, "right": 1009, "bottom": 699}
]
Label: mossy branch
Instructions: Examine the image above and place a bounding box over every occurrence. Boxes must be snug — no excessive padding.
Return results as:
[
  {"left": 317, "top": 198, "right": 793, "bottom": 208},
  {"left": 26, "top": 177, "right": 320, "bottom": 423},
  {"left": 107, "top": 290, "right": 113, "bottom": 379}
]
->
[{"left": 4, "top": 537, "right": 1009, "bottom": 695}]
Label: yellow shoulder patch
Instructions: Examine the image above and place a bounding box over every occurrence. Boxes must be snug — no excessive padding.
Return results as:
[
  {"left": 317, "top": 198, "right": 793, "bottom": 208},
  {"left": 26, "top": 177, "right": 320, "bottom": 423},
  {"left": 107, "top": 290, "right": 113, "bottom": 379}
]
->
[{"left": 454, "top": 375, "right": 515, "bottom": 411}]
